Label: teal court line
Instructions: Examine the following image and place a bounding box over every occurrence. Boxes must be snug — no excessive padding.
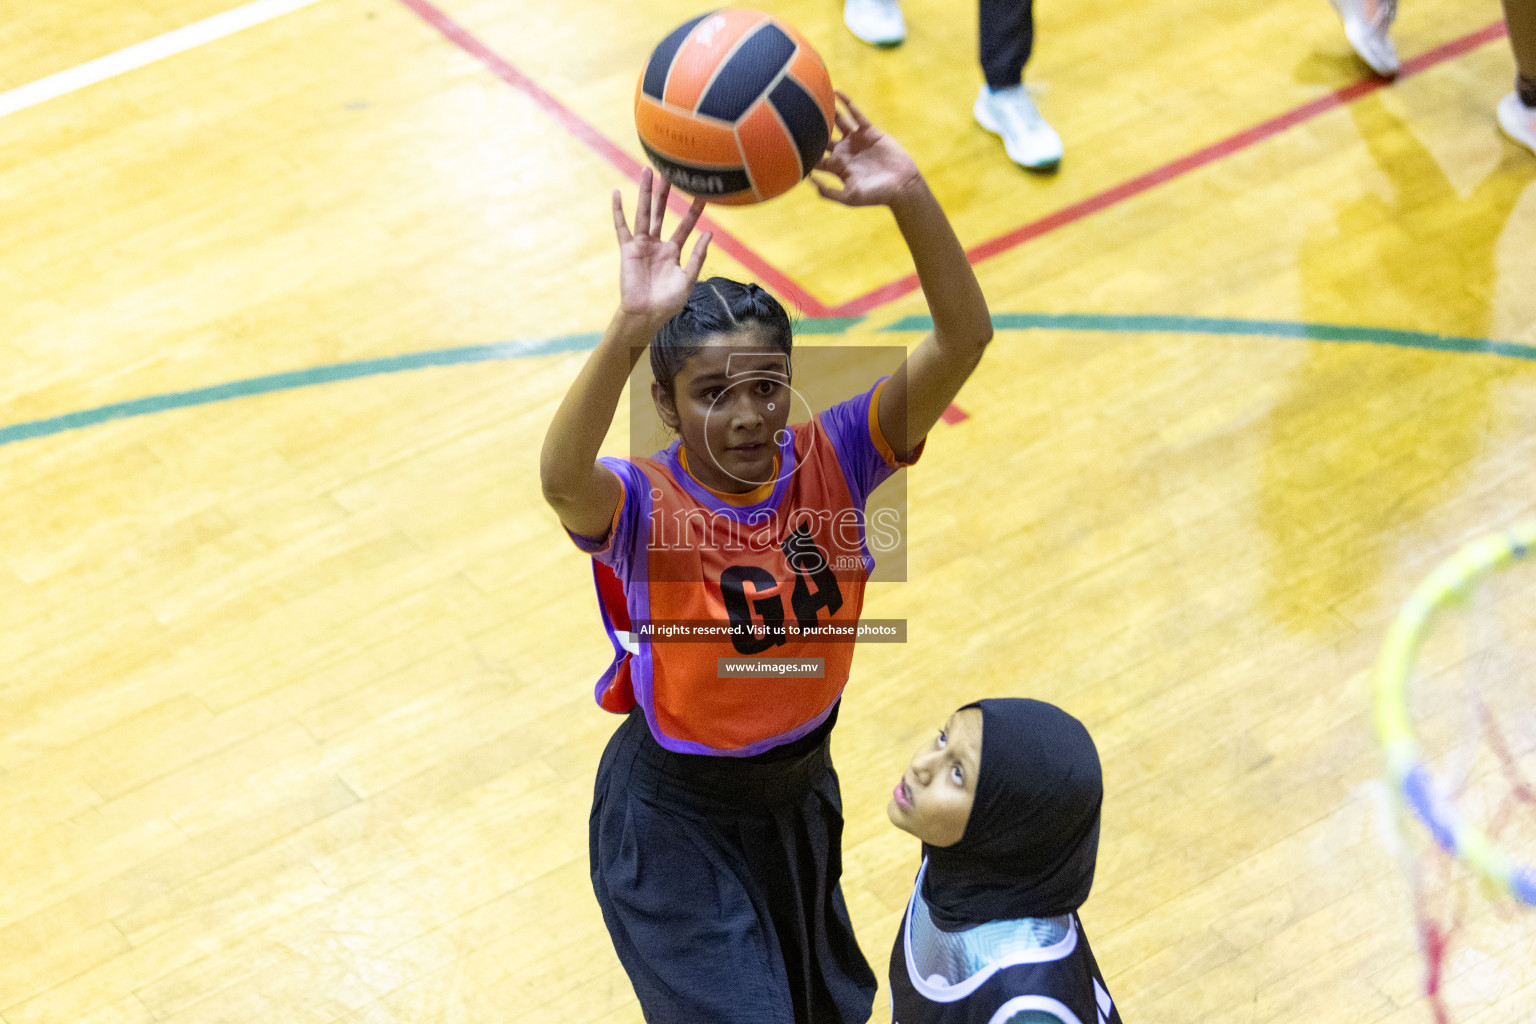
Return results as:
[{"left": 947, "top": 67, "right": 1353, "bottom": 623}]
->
[
  {"left": 0, "top": 334, "right": 596, "bottom": 448},
  {"left": 883, "top": 314, "right": 1536, "bottom": 361},
  {"left": 2, "top": 314, "right": 1532, "bottom": 449}
]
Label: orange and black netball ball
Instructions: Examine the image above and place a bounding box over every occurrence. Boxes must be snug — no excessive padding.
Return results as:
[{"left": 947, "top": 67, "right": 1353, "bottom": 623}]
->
[{"left": 635, "top": 9, "right": 835, "bottom": 205}]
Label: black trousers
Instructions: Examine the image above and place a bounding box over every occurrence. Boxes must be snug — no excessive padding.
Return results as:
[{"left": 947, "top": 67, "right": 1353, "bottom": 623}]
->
[
  {"left": 981, "top": 0, "right": 1036, "bottom": 89},
  {"left": 590, "top": 708, "right": 876, "bottom": 1024}
]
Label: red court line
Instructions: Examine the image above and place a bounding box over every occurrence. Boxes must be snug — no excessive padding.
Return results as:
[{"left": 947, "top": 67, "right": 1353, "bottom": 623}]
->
[
  {"left": 827, "top": 20, "right": 1510, "bottom": 318},
  {"left": 397, "top": 1, "right": 1504, "bottom": 325},
  {"left": 394, "top": 0, "right": 834, "bottom": 316}
]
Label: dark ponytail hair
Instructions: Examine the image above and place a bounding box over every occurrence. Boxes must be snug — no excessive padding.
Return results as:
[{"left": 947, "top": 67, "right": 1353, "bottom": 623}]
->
[{"left": 651, "top": 277, "right": 793, "bottom": 401}]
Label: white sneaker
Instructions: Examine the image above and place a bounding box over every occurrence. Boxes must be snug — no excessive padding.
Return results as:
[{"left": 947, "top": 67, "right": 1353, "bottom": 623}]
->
[
  {"left": 1497, "top": 92, "right": 1536, "bottom": 154},
  {"left": 974, "top": 85, "right": 1062, "bottom": 171},
  {"left": 844, "top": 0, "right": 905, "bottom": 47},
  {"left": 1329, "top": 0, "right": 1399, "bottom": 77}
]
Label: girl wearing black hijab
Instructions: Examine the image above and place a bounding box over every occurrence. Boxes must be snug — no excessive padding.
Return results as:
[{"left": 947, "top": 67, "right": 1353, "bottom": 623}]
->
[{"left": 885, "top": 699, "right": 1121, "bottom": 1024}]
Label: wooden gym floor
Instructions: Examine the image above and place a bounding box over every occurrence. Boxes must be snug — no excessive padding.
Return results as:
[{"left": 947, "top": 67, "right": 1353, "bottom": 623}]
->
[{"left": 2, "top": 0, "right": 1534, "bottom": 1021}]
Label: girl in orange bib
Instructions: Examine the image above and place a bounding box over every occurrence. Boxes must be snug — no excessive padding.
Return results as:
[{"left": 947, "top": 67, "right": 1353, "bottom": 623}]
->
[{"left": 541, "top": 94, "right": 993, "bottom": 1024}]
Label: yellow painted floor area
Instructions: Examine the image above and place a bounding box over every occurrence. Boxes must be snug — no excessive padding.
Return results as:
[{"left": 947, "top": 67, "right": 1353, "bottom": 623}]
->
[{"left": 1, "top": 0, "right": 1534, "bottom": 1022}]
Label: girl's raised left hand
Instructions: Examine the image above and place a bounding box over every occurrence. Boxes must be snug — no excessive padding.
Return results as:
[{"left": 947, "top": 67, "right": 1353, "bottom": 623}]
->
[{"left": 810, "top": 92, "right": 921, "bottom": 208}]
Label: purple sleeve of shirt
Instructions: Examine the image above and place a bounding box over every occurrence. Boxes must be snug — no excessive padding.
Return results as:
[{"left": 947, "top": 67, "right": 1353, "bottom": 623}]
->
[
  {"left": 817, "top": 378, "right": 920, "bottom": 509},
  {"left": 563, "top": 457, "right": 648, "bottom": 583}
]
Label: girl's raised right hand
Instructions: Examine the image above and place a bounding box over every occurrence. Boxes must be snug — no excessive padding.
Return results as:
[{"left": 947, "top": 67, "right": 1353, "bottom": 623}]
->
[{"left": 612, "top": 169, "right": 712, "bottom": 326}]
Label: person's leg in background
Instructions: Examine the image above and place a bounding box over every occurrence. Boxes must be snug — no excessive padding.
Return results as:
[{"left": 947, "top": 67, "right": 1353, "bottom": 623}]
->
[
  {"left": 1499, "top": 0, "right": 1536, "bottom": 152},
  {"left": 1330, "top": 0, "right": 1399, "bottom": 77},
  {"left": 845, "top": 0, "right": 907, "bottom": 48},
  {"left": 973, "top": 0, "right": 1063, "bottom": 170}
]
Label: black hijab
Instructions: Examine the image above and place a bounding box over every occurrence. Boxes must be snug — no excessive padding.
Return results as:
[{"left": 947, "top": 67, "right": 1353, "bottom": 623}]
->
[{"left": 921, "top": 698, "right": 1103, "bottom": 930}]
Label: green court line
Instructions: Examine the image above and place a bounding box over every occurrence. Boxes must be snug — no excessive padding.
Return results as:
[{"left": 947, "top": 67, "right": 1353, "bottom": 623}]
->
[
  {"left": 883, "top": 313, "right": 1536, "bottom": 361},
  {"left": 2, "top": 314, "right": 1531, "bottom": 449},
  {"left": 0, "top": 334, "right": 599, "bottom": 448},
  {"left": 795, "top": 317, "right": 866, "bottom": 335}
]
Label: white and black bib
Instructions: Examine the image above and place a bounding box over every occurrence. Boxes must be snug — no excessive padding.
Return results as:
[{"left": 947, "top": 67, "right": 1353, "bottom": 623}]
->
[{"left": 890, "top": 863, "right": 1121, "bottom": 1024}]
